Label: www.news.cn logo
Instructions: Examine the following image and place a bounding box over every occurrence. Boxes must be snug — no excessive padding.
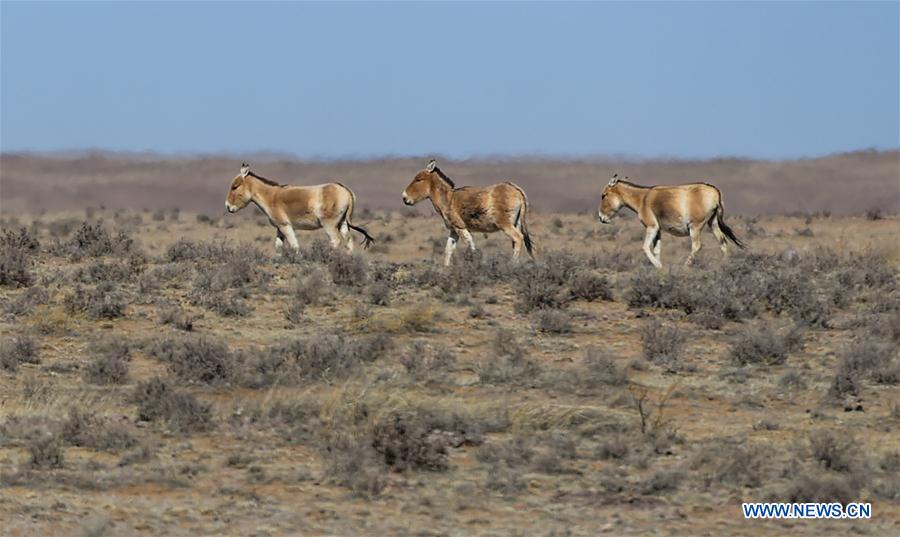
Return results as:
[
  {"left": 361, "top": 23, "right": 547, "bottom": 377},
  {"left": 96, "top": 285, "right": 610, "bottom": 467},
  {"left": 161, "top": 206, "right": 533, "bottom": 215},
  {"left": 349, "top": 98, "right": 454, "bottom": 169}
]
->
[{"left": 743, "top": 502, "right": 871, "bottom": 519}]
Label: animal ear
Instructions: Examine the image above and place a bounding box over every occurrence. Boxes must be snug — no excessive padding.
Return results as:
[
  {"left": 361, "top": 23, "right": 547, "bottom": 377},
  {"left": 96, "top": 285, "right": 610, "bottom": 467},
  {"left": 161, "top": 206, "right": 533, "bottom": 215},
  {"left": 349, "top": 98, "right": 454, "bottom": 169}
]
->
[
  {"left": 239, "top": 163, "right": 250, "bottom": 177},
  {"left": 426, "top": 159, "right": 437, "bottom": 172},
  {"left": 608, "top": 174, "right": 619, "bottom": 186}
]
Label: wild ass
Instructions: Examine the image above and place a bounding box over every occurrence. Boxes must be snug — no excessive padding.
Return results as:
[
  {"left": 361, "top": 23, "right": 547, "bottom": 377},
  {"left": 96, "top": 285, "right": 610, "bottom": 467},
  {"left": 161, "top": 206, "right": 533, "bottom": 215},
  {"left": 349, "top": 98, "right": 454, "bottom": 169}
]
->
[
  {"left": 597, "top": 174, "right": 744, "bottom": 268},
  {"left": 225, "top": 163, "right": 374, "bottom": 252},
  {"left": 402, "top": 159, "right": 535, "bottom": 265}
]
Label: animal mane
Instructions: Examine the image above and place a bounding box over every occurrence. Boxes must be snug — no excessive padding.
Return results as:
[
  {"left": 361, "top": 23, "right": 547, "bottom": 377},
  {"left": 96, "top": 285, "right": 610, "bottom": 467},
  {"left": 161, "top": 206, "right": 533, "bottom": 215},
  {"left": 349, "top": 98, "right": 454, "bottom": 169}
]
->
[
  {"left": 248, "top": 172, "right": 284, "bottom": 187},
  {"left": 432, "top": 167, "right": 456, "bottom": 189},
  {"left": 617, "top": 179, "right": 650, "bottom": 189}
]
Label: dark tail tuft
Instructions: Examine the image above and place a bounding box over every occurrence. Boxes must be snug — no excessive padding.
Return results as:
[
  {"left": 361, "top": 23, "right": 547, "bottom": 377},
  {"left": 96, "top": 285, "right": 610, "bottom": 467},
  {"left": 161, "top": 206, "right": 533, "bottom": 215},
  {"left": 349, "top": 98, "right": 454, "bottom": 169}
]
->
[
  {"left": 522, "top": 226, "right": 534, "bottom": 256},
  {"left": 348, "top": 223, "right": 375, "bottom": 249},
  {"left": 716, "top": 207, "right": 745, "bottom": 249}
]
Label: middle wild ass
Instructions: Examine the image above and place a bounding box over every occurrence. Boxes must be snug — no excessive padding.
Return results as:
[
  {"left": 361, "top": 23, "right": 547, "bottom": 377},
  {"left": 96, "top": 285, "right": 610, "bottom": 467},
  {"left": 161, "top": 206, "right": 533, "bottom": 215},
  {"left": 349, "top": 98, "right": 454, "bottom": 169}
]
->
[
  {"left": 225, "top": 163, "right": 374, "bottom": 252},
  {"left": 597, "top": 174, "right": 745, "bottom": 267},
  {"left": 402, "top": 159, "right": 535, "bottom": 265}
]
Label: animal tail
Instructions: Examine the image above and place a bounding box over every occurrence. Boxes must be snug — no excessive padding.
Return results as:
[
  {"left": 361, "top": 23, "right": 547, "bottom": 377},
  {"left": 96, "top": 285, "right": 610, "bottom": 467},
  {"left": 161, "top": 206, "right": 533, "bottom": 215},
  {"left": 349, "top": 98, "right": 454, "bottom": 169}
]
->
[
  {"left": 510, "top": 183, "right": 535, "bottom": 258},
  {"left": 338, "top": 183, "right": 375, "bottom": 249},
  {"left": 715, "top": 203, "right": 745, "bottom": 249}
]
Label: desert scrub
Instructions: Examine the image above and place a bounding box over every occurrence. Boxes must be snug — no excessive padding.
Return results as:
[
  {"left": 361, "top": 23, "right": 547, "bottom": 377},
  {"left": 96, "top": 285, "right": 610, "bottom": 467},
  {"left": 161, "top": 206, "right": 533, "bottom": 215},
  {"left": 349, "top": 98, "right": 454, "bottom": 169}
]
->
[
  {"left": 569, "top": 270, "right": 613, "bottom": 302},
  {"left": 63, "top": 221, "right": 134, "bottom": 260},
  {"left": 728, "top": 322, "right": 803, "bottom": 366},
  {"left": 3, "top": 286, "right": 49, "bottom": 316},
  {"left": 371, "top": 410, "right": 449, "bottom": 472},
  {"left": 26, "top": 434, "right": 65, "bottom": 470},
  {"left": 64, "top": 282, "right": 126, "bottom": 319},
  {"left": 828, "top": 337, "right": 899, "bottom": 401},
  {"left": 478, "top": 329, "right": 541, "bottom": 386},
  {"left": 0, "top": 228, "right": 35, "bottom": 287},
  {"left": 147, "top": 336, "right": 235, "bottom": 385},
  {"left": 641, "top": 319, "right": 686, "bottom": 372},
  {"left": 242, "top": 333, "right": 393, "bottom": 388},
  {"left": 83, "top": 339, "right": 131, "bottom": 385},
  {"left": 61, "top": 410, "right": 136, "bottom": 451},
  {"left": 690, "top": 441, "right": 770, "bottom": 488},
  {"left": 131, "top": 378, "right": 213, "bottom": 433},
  {"left": 0, "top": 335, "right": 40, "bottom": 372},
  {"left": 533, "top": 308, "right": 573, "bottom": 334},
  {"left": 329, "top": 252, "right": 368, "bottom": 286},
  {"left": 399, "top": 341, "right": 455, "bottom": 380},
  {"left": 285, "top": 270, "right": 330, "bottom": 322}
]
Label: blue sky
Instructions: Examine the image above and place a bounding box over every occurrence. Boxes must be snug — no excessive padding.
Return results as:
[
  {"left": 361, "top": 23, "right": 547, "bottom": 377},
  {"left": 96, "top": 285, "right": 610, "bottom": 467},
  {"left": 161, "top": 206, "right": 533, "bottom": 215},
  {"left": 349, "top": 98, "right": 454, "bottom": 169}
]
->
[{"left": 1, "top": 1, "right": 897, "bottom": 159}]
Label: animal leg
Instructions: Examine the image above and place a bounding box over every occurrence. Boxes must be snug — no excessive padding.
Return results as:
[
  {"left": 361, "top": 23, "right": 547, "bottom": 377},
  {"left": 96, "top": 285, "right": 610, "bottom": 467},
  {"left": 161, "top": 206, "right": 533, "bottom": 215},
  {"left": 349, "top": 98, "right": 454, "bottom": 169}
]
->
[
  {"left": 502, "top": 224, "right": 525, "bottom": 262},
  {"left": 686, "top": 225, "right": 702, "bottom": 266},
  {"left": 323, "top": 225, "right": 342, "bottom": 249},
  {"left": 710, "top": 218, "right": 729, "bottom": 257},
  {"left": 652, "top": 233, "right": 661, "bottom": 265},
  {"left": 279, "top": 224, "right": 300, "bottom": 251},
  {"left": 275, "top": 229, "right": 285, "bottom": 252},
  {"left": 444, "top": 229, "right": 459, "bottom": 266},
  {"left": 340, "top": 220, "right": 354, "bottom": 252},
  {"left": 459, "top": 229, "right": 476, "bottom": 252},
  {"left": 643, "top": 227, "right": 662, "bottom": 268}
]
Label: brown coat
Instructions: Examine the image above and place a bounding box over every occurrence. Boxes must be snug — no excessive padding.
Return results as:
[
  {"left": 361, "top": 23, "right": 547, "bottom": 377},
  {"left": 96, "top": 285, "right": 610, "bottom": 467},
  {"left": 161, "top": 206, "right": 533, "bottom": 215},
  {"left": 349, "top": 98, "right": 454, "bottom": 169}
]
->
[{"left": 402, "top": 160, "right": 534, "bottom": 265}]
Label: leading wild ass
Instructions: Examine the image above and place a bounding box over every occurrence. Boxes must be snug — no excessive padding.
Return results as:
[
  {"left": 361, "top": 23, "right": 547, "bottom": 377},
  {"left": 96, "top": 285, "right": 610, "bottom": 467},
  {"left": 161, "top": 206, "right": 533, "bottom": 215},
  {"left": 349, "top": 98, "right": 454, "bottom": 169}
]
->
[
  {"left": 225, "top": 163, "right": 374, "bottom": 252},
  {"left": 402, "top": 159, "right": 535, "bottom": 265},
  {"left": 597, "top": 174, "right": 744, "bottom": 267}
]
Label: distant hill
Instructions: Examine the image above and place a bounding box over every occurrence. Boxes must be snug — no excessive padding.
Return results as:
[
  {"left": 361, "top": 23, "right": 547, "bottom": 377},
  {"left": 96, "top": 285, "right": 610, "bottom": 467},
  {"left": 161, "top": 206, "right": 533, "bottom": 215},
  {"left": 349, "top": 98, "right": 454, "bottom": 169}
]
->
[{"left": 1, "top": 150, "right": 897, "bottom": 215}]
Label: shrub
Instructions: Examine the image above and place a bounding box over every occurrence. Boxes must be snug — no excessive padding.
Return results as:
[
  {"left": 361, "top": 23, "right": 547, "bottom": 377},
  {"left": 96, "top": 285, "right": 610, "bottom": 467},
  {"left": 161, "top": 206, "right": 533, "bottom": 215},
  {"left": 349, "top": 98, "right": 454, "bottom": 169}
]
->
[
  {"left": 785, "top": 474, "right": 861, "bottom": 504},
  {"left": 68, "top": 222, "right": 132, "bottom": 259},
  {"left": 245, "top": 334, "right": 393, "bottom": 387},
  {"left": 729, "top": 323, "right": 803, "bottom": 366},
  {"left": 0, "top": 335, "right": 40, "bottom": 372},
  {"left": 691, "top": 441, "right": 769, "bottom": 488},
  {"left": 475, "top": 436, "right": 535, "bottom": 468},
  {"left": 368, "top": 282, "right": 391, "bottom": 306},
  {"left": 641, "top": 319, "right": 686, "bottom": 372},
  {"left": 131, "top": 378, "right": 213, "bottom": 433},
  {"left": 809, "top": 430, "right": 856, "bottom": 473},
  {"left": 148, "top": 336, "right": 234, "bottom": 385},
  {"left": 533, "top": 309, "right": 573, "bottom": 334},
  {"left": 514, "top": 263, "right": 571, "bottom": 313},
  {"left": 371, "top": 411, "right": 449, "bottom": 472},
  {"left": 640, "top": 470, "right": 684, "bottom": 495},
  {"left": 317, "top": 430, "right": 387, "bottom": 498},
  {"left": 61, "top": 410, "right": 136, "bottom": 451},
  {"left": 83, "top": 340, "right": 130, "bottom": 385},
  {"left": 285, "top": 271, "right": 329, "bottom": 321},
  {"left": 158, "top": 304, "right": 194, "bottom": 331},
  {"left": 329, "top": 253, "right": 368, "bottom": 286},
  {"left": 829, "top": 338, "right": 899, "bottom": 400},
  {"left": 27, "top": 434, "right": 64, "bottom": 470},
  {"left": 0, "top": 243, "right": 32, "bottom": 287},
  {"left": 400, "top": 341, "right": 455, "bottom": 380},
  {"left": 1, "top": 226, "right": 40, "bottom": 252},
  {"left": 479, "top": 331, "right": 541, "bottom": 386},
  {"left": 3, "top": 286, "right": 49, "bottom": 316},
  {"left": 569, "top": 271, "right": 613, "bottom": 302},
  {"left": 579, "top": 347, "right": 628, "bottom": 390},
  {"left": 64, "top": 283, "right": 126, "bottom": 319}
]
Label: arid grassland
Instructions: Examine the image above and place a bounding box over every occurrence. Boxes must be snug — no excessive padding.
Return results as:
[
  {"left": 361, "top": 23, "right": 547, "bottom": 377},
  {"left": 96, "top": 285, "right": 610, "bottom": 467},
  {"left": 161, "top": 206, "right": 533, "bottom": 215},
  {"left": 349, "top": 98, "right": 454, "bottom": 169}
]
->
[{"left": 0, "top": 208, "right": 898, "bottom": 537}]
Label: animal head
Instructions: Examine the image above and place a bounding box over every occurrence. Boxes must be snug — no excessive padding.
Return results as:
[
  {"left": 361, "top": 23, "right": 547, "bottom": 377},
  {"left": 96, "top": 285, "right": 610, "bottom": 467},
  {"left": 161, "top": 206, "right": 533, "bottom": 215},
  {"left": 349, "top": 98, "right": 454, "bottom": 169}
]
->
[
  {"left": 598, "top": 173, "right": 626, "bottom": 223},
  {"left": 226, "top": 163, "right": 253, "bottom": 213},
  {"left": 402, "top": 159, "right": 440, "bottom": 206}
]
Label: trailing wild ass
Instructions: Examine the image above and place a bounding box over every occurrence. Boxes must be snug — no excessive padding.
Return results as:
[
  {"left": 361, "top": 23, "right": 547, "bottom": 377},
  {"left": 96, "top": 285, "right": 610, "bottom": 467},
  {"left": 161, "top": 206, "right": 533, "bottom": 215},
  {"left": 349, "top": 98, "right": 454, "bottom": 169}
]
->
[
  {"left": 402, "top": 159, "right": 535, "bottom": 265},
  {"left": 225, "top": 163, "right": 374, "bottom": 252},
  {"left": 597, "top": 174, "right": 744, "bottom": 268}
]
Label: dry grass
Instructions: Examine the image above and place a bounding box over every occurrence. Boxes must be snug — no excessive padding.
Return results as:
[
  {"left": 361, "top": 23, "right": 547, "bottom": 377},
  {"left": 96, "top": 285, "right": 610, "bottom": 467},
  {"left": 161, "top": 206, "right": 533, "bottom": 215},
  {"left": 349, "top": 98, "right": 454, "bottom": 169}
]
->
[{"left": 0, "top": 205, "right": 897, "bottom": 536}]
